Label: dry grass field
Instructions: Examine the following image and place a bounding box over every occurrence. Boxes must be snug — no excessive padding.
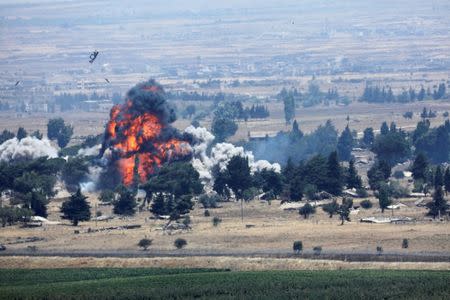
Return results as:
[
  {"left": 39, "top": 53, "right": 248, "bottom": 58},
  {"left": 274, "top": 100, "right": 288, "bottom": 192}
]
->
[{"left": 1, "top": 196, "right": 449, "bottom": 255}]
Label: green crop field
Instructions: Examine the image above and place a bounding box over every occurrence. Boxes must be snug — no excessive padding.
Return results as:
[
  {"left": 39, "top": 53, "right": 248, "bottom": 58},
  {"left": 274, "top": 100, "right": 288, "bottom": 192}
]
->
[{"left": 0, "top": 268, "right": 449, "bottom": 299}]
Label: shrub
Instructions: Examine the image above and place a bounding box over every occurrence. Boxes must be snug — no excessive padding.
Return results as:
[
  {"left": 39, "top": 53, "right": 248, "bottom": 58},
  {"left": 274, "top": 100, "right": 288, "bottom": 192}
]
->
[
  {"left": 174, "top": 238, "right": 187, "bottom": 249},
  {"left": 360, "top": 200, "right": 373, "bottom": 209},
  {"left": 402, "top": 239, "right": 409, "bottom": 249},
  {"left": 299, "top": 203, "right": 316, "bottom": 219},
  {"left": 138, "top": 238, "right": 152, "bottom": 251},
  {"left": 376, "top": 246, "right": 383, "bottom": 255},
  {"left": 313, "top": 246, "right": 322, "bottom": 255},
  {"left": 204, "top": 210, "right": 210, "bottom": 217},
  {"left": 96, "top": 211, "right": 102, "bottom": 217},
  {"left": 199, "top": 194, "right": 219, "bottom": 209},
  {"left": 389, "top": 181, "right": 410, "bottom": 198},
  {"left": 293, "top": 241, "right": 303, "bottom": 254},
  {"left": 356, "top": 188, "right": 368, "bottom": 198},
  {"left": 212, "top": 216, "right": 222, "bottom": 227},
  {"left": 182, "top": 216, "right": 191, "bottom": 227}
]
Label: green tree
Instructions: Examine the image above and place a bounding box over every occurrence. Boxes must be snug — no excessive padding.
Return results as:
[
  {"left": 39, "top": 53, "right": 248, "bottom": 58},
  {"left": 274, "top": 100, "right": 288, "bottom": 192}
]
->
[
  {"left": 325, "top": 151, "right": 342, "bottom": 195},
  {"left": 283, "top": 94, "right": 295, "bottom": 124},
  {"left": 293, "top": 241, "right": 303, "bottom": 254},
  {"left": 372, "top": 130, "right": 410, "bottom": 165},
  {"left": 31, "top": 130, "right": 43, "bottom": 139},
  {"left": 434, "top": 166, "right": 444, "bottom": 190},
  {"left": 412, "top": 153, "right": 428, "bottom": 182},
  {"left": 380, "top": 122, "right": 389, "bottom": 135},
  {"left": 444, "top": 168, "right": 450, "bottom": 195},
  {"left": 184, "top": 104, "right": 196, "bottom": 119},
  {"left": 347, "top": 159, "right": 362, "bottom": 189},
  {"left": 337, "top": 125, "right": 353, "bottom": 161},
  {"left": 61, "top": 157, "right": 89, "bottom": 191},
  {"left": 16, "top": 127, "right": 27, "bottom": 141},
  {"left": 337, "top": 198, "right": 352, "bottom": 225},
  {"left": 57, "top": 124, "right": 74, "bottom": 148},
  {"left": 0, "top": 129, "right": 15, "bottom": 144},
  {"left": 225, "top": 156, "right": 252, "bottom": 221},
  {"left": 426, "top": 185, "right": 448, "bottom": 219},
  {"left": 377, "top": 183, "right": 392, "bottom": 213},
  {"left": 28, "top": 191, "right": 49, "bottom": 218},
  {"left": 322, "top": 199, "right": 339, "bottom": 218},
  {"left": 138, "top": 238, "right": 152, "bottom": 251},
  {"left": 174, "top": 238, "right": 187, "bottom": 249},
  {"left": 61, "top": 189, "right": 91, "bottom": 226},
  {"left": 99, "top": 189, "right": 115, "bottom": 203},
  {"left": 144, "top": 162, "right": 202, "bottom": 219},
  {"left": 362, "top": 127, "right": 374, "bottom": 147},
  {"left": 299, "top": 202, "right": 316, "bottom": 219},
  {"left": 211, "top": 116, "right": 238, "bottom": 142},
  {"left": 47, "top": 118, "right": 73, "bottom": 148},
  {"left": 113, "top": 185, "right": 137, "bottom": 216},
  {"left": 150, "top": 193, "right": 167, "bottom": 216},
  {"left": 290, "top": 120, "right": 303, "bottom": 141}
]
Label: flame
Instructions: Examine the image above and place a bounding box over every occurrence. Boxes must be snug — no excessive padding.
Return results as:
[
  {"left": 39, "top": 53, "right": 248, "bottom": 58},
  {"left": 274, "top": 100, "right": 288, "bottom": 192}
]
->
[{"left": 104, "top": 83, "right": 191, "bottom": 186}]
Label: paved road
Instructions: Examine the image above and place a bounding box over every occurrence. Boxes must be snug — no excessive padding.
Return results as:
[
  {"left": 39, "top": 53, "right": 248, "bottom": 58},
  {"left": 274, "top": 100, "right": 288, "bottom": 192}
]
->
[{"left": 1, "top": 249, "right": 449, "bottom": 262}]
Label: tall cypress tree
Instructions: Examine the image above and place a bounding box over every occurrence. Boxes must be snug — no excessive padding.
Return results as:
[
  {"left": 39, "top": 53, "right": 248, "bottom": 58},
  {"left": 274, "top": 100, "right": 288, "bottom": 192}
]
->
[
  {"left": 427, "top": 185, "right": 448, "bottom": 219},
  {"left": 434, "top": 166, "right": 444, "bottom": 189},
  {"left": 325, "top": 151, "right": 342, "bottom": 195},
  {"left": 113, "top": 185, "right": 137, "bottom": 216},
  {"left": 337, "top": 125, "right": 353, "bottom": 161},
  {"left": 347, "top": 159, "right": 362, "bottom": 189},
  {"left": 380, "top": 122, "right": 389, "bottom": 135},
  {"left": 412, "top": 153, "right": 428, "bottom": 182},
  {"left": 377, "top": 183, "right": 392, "bottom": 213},
  {"left": 444, "top": 167, "right": 450, "bottom": 195}
]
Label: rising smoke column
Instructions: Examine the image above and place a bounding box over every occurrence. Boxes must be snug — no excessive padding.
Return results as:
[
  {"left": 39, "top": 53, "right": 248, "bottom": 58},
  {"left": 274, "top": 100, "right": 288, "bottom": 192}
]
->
[
  {"left": 185, "top": 126, "right": 281, "bottom": 186},
  {"left": 100, "top": 79, "right": 192, "bottom": 186}
]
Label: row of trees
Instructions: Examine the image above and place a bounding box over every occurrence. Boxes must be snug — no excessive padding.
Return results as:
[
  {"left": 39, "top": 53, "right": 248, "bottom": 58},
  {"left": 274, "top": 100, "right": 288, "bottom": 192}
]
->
[{"left": 360, "top": 83, "right": 447, "bottom": 103}]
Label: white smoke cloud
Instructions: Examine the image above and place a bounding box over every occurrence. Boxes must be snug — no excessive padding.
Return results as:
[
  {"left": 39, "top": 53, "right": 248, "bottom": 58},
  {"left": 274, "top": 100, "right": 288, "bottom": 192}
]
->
[
  {"left": 0, "top": 137, "right": 58, "bottom": 162},
  {"left": 80, "top": 165, "right": 103, "bottom": 193},
  {"left": 185, "top": 126, "right": 280, "bottom": 185},
  {"left": 78, "top": 144, "right": 101, "bottom": 157}
]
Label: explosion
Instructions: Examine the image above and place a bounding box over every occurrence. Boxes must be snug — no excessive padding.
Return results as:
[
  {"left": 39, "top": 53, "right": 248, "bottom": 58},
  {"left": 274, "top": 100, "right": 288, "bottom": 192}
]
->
[{"left": 100, "top": 79, "right": 191, "bottom": 186}]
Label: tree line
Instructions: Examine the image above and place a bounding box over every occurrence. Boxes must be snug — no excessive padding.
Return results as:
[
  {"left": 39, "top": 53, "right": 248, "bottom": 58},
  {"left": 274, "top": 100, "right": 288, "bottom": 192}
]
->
[{"left": 360, "top": 83, "right": 447, "bottom": 103}]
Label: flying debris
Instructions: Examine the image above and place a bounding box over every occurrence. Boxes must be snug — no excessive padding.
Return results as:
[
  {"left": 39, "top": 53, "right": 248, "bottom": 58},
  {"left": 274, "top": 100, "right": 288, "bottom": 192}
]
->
[
  {"left": 89, "top": 50, "right": 99, "bottom": 63},
  {"left": 105, "top": 78, "right": 110, "bottom": 83},
  {"left": 14, "top": 81, "right": 20, "bottom": 86}
]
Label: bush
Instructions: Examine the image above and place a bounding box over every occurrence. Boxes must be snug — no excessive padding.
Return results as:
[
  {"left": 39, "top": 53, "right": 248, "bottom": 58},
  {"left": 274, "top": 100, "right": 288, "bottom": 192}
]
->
[
  {"left": 182, "top": 216, "right": 191, "bottom": 227},
  {"left": 389, "top": 181, "right": 410, "bottom": 198},
  {"left": 96, "top": 211, "right": 102, "bottom": 217},
  {"left": 204, "top": 210, "right": 210, "bottom": 217},
  {"left": 313, "top": 246, "right": 322, "bottom": 255},
  {"left": 402, "top": 239, "right": 409, "bottom": 249},
  {"left": 174, "top": 238, "right": 187, "bottom": 249},
  {"left": 360, "top": 200, "right": 373, "bottom": 209},
  {"left": 99, "top": 189, "right": 115, "bottom": 203},
  {"left": 199, "top": 194, "right": 219, "bottom": 209},
  {"left": 356, "top": 188, "right": 368, "bottom": 198},
  {"left": 212, "top": 216, "right": 222, "bottom": 227},
  {"left": 299, "top": 203, "right": 316, "bottom": 219},
  {"left": 342, "top": 197, "right": 353, "bottom": 208},
  {"left": 376, "top": 246, "right": 383, "bottom": 255},
  {"left": 293, "top": 241, "right": 303, "bottom": 254},
  {"left": 138, "top": 238, "right": 152, "bottom": 251}
]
